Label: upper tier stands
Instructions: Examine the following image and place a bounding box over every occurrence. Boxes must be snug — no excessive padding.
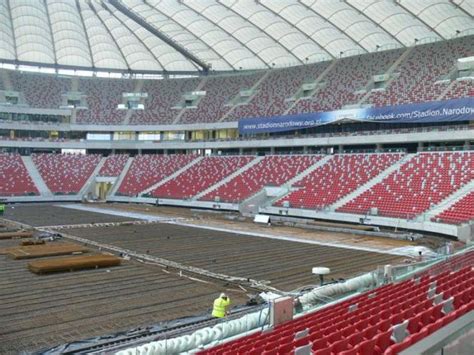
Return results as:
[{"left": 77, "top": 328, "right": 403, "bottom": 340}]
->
[
  {"left": 31, "top": 153, "right": 101, "bottom": 194},
  {"left": 442, "top": 79, "right": 474, "bottom": 100},
  {"left": 338, "top": 152, "right": 474, "bottom": 219},
  {"left": 130, "top": 77, "right": 200, "bottom": 125},
  {"left": 366, "top": 37, "right": 473, "bottom": 107},
  {"left": 274, "top": 153, "right": 404, "bottom": 210},
  {"left": 117, "top": 154, "right": 197, "bottom": 196},
  {"left": 289, "top": 49, "right": 401, "bottom": 115},
  {"left": 98, "top": 154, "right": 129, "bottom": 177},
  {"left": 180, "top": 73, "right": 262, "bottom": 124},
  {"left": 200, "top": 155, "right": 322, "bottom": 203},
  {"left": 76, "top": 78, "right": 135, "bottom": 125},
  {"left": 0, "top": 154, "right": 38, "bottom": 196},
  {"left": 1, "top": 37, "right": 472, "bottom": 125},
  {"left": 150, "top": 156, "right": 254, "bottom": 200},
  {"left": 226, "top": 62, "right": 329, "bottom": 121},
  {"left": 9, "top": 71, "right": 70, "bottom": 109},
  {"left": 198, "top": 250, "right": 474, "bottom": 355},
  {"left": 433, "top": 191, "right": 474, "bottom": 225}
]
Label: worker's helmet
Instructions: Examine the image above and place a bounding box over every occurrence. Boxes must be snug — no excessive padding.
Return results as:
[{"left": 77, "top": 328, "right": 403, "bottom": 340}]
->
[{"left": 220, "top": 293, "right": 227, "bottom": 298}]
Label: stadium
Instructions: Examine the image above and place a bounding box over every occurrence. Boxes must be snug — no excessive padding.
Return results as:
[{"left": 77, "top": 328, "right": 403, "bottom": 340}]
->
[{"left": 0, "top": 0, "right": 473, "bottom": 354}]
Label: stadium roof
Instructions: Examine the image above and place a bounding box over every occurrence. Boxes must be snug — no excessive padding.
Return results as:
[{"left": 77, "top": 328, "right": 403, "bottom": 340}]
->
[{"left": 0, "top": 0, "right": 473, "bottom": 74}]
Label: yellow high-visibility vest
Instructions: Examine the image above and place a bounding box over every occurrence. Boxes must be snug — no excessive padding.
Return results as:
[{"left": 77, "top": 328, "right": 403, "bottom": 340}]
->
[{"left": 212, "top": 297, "right": 230, "bottom": 318}]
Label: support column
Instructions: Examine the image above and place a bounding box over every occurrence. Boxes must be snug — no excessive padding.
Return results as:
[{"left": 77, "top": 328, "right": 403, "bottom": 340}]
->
[
  {"left": 239, "top": 148, "right": 243, "bottom": 155},
  {"left": 303, "top": 146, "right": 308, "bottom": 154},
  {"left": 417, "top": 142, "right": 424, "bottom": 152},
  {"left": 376, "top": 143, "right": 382, "bottom": 152},
  {"left": 270, "top": 146, "right": 275, "bottom": 154},
  {"left": 338, "top": 145, "right": 344, "bottom": 153},
  {"left": 464, "top": 141, "right": 470, "bottom": 150}
]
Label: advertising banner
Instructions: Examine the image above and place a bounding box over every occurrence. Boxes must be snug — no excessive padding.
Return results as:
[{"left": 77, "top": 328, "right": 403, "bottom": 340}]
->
[{"left": 238, "top": 97, "right": 473, "bottom": 134}]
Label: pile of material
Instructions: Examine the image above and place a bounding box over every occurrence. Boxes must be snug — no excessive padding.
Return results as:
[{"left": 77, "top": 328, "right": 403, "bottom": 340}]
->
[{"left": 28, "top": 254, "right": 121, "bottom": 274}]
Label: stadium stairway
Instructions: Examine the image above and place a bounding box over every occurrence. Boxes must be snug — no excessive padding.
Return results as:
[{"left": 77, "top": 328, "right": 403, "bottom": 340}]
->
[
  {"left": 284, "top": 61, "right": 338, "bottom": 115},
  {"left": 219, "top": 71, "right": 271, "bottom": 122},
  {"left": 358, "top": 46, "right": 415, "bottom": 106},
  {"left": 21, "top": 156, "right": 52, "bottom": 197},
  {"left": 139, "top": 156, "right": 203, "bottom": 196},
  {"left": 263, "top": 155, "right": 332, "bottom": 207},
  {"left": 192, "top": 156, "right": 264, "bottom": 201},
  {"left": 79, "top": 157, "right": 106, "bottom": 197},
  {"left": 422, "top": 180, "right": 474, "bottom": 222},
  {"left": 330, "top": 153, "right": 414, "bottom": 211},
  {"left": 109, "top": 157, "right": 134, "bottom": 197},
  {"left": 173, "top": 77, "right": 208, "bottom": 124},
  {"left": 123, "top": 79, "right": 145, "bottom": 125}
]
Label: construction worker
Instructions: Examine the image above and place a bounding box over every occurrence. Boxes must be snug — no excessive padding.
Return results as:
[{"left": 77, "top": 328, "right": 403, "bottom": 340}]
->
[
  {"left": 212, "top": 293, "right": 231, "bottom": 318},
  {"left": 0, "top": 203, "right": 4, "bottom": 216}
]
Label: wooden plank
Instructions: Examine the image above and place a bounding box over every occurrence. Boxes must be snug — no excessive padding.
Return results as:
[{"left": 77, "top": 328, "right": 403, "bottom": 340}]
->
[
  {"left": 7, "top": 243, "right": 90, "bottom": 260},
  {"left": 0, "top": 231, "right": 34, "bottom": 240},
  {"left": 28, "top": 254, "right": 121, "bottom": 274}
]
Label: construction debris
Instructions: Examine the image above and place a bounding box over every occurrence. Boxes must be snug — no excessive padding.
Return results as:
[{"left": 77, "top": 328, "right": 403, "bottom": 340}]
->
[{"left": 28, "top": 254, "right": 121, "bottom": 274}]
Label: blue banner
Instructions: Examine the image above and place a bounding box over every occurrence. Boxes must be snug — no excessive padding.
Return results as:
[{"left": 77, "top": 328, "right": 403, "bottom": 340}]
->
[{"left": 238, "top": 97, "right": 474, "bottom": 134}]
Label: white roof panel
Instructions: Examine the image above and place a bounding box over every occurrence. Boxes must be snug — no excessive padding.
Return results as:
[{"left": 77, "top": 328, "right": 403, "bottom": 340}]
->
[{"left": 0, "top": 0, "right": 472, "bottom": 72}]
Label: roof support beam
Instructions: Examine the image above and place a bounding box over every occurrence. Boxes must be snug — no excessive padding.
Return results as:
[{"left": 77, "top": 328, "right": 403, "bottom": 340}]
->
[
  {"left": 140, "top": 2, "right": 230, "bottom": 71},
  {"left": 88, "top": 1, "right": 130, "bottom": 71},
  {"left": 258, "top": 1, "right": 334, "bottom": 59},
  {"left": 76, "top": 0, "right": 95, "bottom": 69},
  {"left": 6, "top": 0, "right": 18, "bottom": 62},
  {"left": 180, "top": 2, "right": 271, "bottom": 69},
  {"left": 344, "top": 0, "right": 404, "bottom": 48},
  {"left": 218, "top": 1, "right": 304, "bottom": 65},
  {"left": 108, "top": 0, "right": 209, "bottom": 73},
  {"left": 395, "top": 1, "right": 445, "bottom": 40},
  {"left": 102, "top": 2, "right": 166, "bottom": 71},
  {"left": 43, "top": 0, "right": 58, "bottom": 66},
  {"left": 298, "top": 0, "right": 365, "bottom": 54}
]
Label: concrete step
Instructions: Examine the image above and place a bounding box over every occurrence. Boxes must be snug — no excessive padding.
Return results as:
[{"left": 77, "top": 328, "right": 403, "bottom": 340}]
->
[
  {"left": 192, "top": 156, "right": 264, "bottom": 200},
  {"left": 329, "top": 153, "right": 415, "bottom": 211},
  {"left": 139, "top": 156, "right": 204, "bottom": 196},
  {"left": 21, "top": 156, "right": 52, "bottom": 197},
  {"left": 109, "top": 157, "right": 134, "bottom": 197}
]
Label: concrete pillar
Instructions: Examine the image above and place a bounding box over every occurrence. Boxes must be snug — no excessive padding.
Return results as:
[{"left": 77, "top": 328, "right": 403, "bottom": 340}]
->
[
  {"left": 417, "top": 142, "right": 424, "bottom": 152},
  {"left": 303, "top": 146, "right": 308, "bottom": 154},
  {"left": 270, "top": 146, "right": 275, "bottom": 154},
  {"left": 338, "top": 145, "right": 344, "bottom": 153},
  {"left": 138, "top": 148, "right": 142, "bottom": 155},
  {"left": 376, "top": 143, "right": 382, "bottom": 152},
  {"left": 464, "top": 141, "right": 470, "bottom": 150},
  {"left": 163, "top": 149, "right": 168, "bottom": 155},
  {"left": 239, "top": 148, "right": 243, "bottom": 155}
]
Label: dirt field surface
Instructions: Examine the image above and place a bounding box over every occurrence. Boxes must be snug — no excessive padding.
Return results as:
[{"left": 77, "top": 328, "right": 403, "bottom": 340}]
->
[
  {"left": 0, "top": 239, "right": 246, "bottom": 354},
  {"left": 67, "top": 223, "right": 404, "bottom": 291},
  {"left": 3, "top": 203, "right": 138, "bottom": 226},
  {"left": 98, "top": 203, "right": 419, "bottom": 251},
  {"left": 0, "top": 203, "right": 410, "bottom": 353}
]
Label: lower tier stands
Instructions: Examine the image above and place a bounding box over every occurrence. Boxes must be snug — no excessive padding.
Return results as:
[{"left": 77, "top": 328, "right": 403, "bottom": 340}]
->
[
  {"left": 150, "top": 156, "right": 254, "bottom": 199},
  {"left": 338, "top": 152, "right": 474, "bottom": 219},
  {"left": 117, "top": 154, "right": 198, "bottom": 196},
  {"left": 98, "top": 154, "right": 129, "bottom": 177},
  {"left": 31, "top": 154, "right": 101, "bottom": 194},
  {"left": 0, "top": 154, "right": 38, "bottom": 196},
  {"left": 198, "top": 251, "right": 474, "bottom": 355},
  {"left": 274, "top": 153, "right": 404, "bottom": 210},
  {"left": 200, "top": 155, "right": 322, "bottom": 203},
  {"left": 432, "top": 191, "right": 474, "bottom": 225}
]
